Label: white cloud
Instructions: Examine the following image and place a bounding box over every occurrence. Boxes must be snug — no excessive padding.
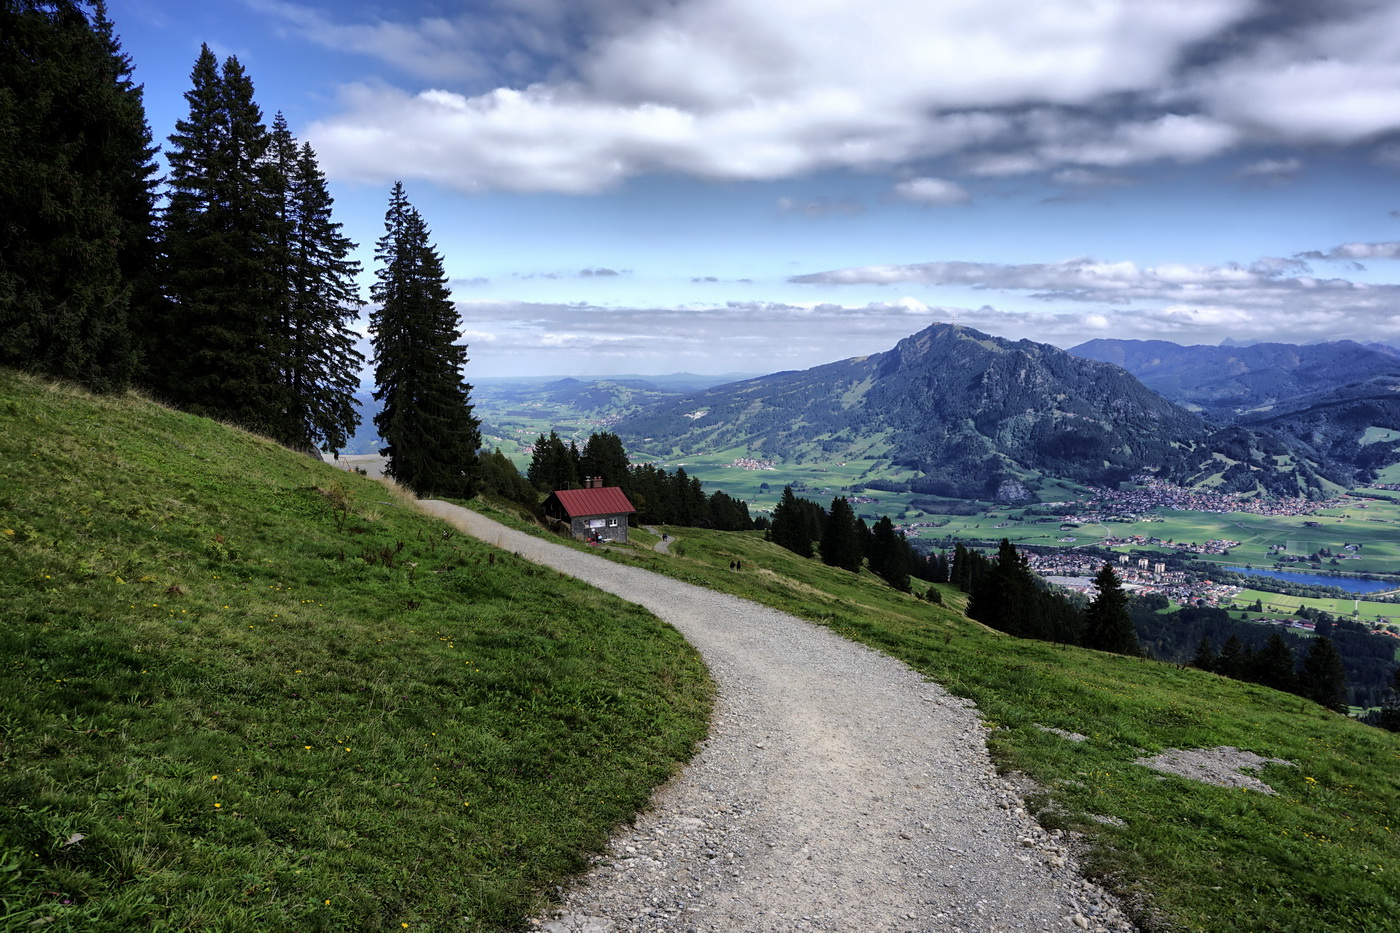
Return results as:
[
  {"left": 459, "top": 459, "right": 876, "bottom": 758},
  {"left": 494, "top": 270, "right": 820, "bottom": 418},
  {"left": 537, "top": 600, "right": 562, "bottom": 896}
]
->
[
  {"left": 1236, "top": 157, "right": 1302, "bottom": 182},
  {"left": 1192, "top": 4, "right": 1400, "bottom": 144},
  {"left": 893, "top": 177, "right": 970, "bottom": 205},
  {"left": 300, "top": 0, "right": 1270, "bottom": 192},
  {"left": 451, "top": 290, "right": 1400, "bottom": 376},
  {"left": 787, "top": 254, "right": 1400, "bottom": 335},
  {"left": 1298, "top": 242, "right": 1400, "bottom": 261}
]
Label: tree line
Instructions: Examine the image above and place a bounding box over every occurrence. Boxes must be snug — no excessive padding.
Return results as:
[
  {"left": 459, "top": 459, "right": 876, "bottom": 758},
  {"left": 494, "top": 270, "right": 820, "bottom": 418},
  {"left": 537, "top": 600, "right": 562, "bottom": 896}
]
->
[
  {"left": 767, "top": 485, "right": 923, "bottom": 592},
  {"left": 2, "top": 2, "right": 478, "bottom": 497},
  {"left": 520, "top": 431, "right": 756, "bottom": 530}
]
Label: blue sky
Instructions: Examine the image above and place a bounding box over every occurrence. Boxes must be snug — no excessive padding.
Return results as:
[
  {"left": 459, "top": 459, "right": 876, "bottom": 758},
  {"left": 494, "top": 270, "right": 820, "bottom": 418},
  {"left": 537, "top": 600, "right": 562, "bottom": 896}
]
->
[{"left": 109, "top": 0, "right": 1400, "bottom": 377}]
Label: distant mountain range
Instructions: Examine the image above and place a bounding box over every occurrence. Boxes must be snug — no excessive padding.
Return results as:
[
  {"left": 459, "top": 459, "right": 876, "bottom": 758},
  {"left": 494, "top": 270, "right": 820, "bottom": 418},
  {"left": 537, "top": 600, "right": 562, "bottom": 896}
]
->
[
  {"left": 1069, "top": 338, "right": 1400, "bottom": 490},
  {"left": 614, "top": 322, "right": 1370, "bottom": 501},
  {"left": 338, "top": 373, "right": 753, "bottom": 456},
  {"left": 1069, "top": 338, "right": 1400, "bottom": 417},
  {"left": 340, "top": 328, "right": 1400, "bottom": 500}
]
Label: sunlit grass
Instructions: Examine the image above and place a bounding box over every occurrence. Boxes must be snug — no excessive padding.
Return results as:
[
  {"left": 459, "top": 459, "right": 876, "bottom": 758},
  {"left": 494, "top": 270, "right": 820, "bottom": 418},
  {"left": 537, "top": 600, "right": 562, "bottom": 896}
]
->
[{"left": 0, "top": 371, "right": 711, "bottom": 932}]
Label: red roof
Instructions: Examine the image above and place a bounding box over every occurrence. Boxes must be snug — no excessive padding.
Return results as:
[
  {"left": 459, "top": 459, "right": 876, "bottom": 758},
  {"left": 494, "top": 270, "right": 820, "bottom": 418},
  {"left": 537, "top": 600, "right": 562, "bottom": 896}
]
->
[{"left": 549, "top": 486, "right": 636, "bottom": 517}]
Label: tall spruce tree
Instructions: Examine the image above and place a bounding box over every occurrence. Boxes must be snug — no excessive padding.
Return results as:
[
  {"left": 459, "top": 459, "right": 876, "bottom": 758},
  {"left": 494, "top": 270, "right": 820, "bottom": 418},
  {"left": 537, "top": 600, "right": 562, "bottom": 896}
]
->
[
  {"left": 370, "top": 182, "right": 480, "bottom": 497},
  {"left": 265, "top": 114, "right": 363, "bottom": 452},
  {"left": 769, "top": 486, "right": 818, "bottom": 558},
  {"left": 527, "top": 431, "right": 579, "bottom": 491},
  {"left": 868, "top": 515, "right": 913, "bottom": 591},
  {"left": 1297, "top": 636, "right": 1348, "bottom": 713},
  {"left": 580, "top": 431, "right": 630, "bottom": 487},
  {"left": 156, "top": 45, "right": 287, "bottom": 432},
  {"left": 968, "top": 539, "right": 1041, "bottom": 637},
  {"left": 1082, "top": 563, "right": 1139, "bottom": 655},
  {"left": 0, "top": 0, "right": 158, "bottom": 391},
  {"left": 820, "top": 496, "right": 863, "bottom": 572}
]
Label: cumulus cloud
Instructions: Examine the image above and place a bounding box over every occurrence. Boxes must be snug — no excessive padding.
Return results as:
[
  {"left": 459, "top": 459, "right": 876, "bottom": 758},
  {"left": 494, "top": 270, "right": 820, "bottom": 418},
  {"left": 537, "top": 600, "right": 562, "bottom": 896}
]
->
[
  {"left": 777, "top": 196, "right": 864, "bottom": 216},
  {"left": 299, "top": 0, "right": 1336, "bottom": 193},
  {"left": 1189, "top": 4, "right": 1400, "bottom": 144},
  {"left": 893, "top": 177, "right": 970, "bottom": 205}
]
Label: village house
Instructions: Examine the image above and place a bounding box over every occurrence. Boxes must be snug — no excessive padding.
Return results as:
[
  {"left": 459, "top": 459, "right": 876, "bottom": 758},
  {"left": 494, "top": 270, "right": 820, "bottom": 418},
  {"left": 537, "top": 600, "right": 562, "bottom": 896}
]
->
[{"left": 542, "top": 477, "right": 636, "bottom": 544}]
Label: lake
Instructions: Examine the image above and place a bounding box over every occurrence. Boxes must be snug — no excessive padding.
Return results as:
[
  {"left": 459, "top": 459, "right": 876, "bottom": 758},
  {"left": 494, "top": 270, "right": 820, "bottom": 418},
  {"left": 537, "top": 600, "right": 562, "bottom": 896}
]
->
[{"left": 1225, "top": 566, "right": 1394, "bottom": 595}]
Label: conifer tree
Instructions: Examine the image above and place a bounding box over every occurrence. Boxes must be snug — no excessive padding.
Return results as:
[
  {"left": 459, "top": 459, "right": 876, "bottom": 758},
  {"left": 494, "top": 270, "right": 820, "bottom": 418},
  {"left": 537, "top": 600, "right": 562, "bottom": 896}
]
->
[
  {"left": 769, "top": 485, "right": 817, "bottom": 558},
  {"left": 1191, "top": 636, "right": 1218, "bottom": 672},
  {"left": 1217, "top": 634, "right": 1246, "bottom": 679},
  {"left": 370, "top": 182, "right": 480, "bottom": 497},
  {"left": 1377, "top": 666, "right": 1400, "bottom": 733},
  {"left": 580, "top": 431, "right": 629, "bottom": 486},
  {"left": 266, "top": 115, "right": 363, "bottom": 452},
  {"left": 0, "top": 0, "right": 158, "bottom": 391},
  {"left": 1082, "top": 563, "right": 1139, "bottom": 655},
  {"left": 821, "top": 496, "right": 863, "bottom": 572},
  {"left": 156, "top": 45, "right": 287, "bottom": 431},
  {"left": 527, "top": 431, "right": 579, "bottom": 491},
  {"left": 969, "top": 539, "right": 1041, "bottom": 637},
  {"left": 1297, "top": 636, "right": 1348, "bottom": 713},
  {"left": 1253, "top": 631, "right": 1298, "bottom": 693},
  {"left": 868, "top": 515, "right": 913, "bottom": 590}
]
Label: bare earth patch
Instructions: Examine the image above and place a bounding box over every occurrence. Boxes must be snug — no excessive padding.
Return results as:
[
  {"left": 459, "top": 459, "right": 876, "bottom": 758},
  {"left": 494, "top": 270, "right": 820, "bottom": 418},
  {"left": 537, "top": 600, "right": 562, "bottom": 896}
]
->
[{"left": 1133, "top": 747, "right": 1294, "bottom": 794}]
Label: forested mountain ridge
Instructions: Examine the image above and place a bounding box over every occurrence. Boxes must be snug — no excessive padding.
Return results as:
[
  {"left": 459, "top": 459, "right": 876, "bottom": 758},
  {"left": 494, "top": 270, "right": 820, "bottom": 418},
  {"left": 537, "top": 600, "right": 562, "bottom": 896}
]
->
[
  {"left": 1071, "top": 337, "right": 1400, "bottom": 485},
  {"left": 1070, "top": 338, "right": 1400, "bottom": 416},
  {"left": 616, "top": 322, "right": 1338, "bottom": 500}
]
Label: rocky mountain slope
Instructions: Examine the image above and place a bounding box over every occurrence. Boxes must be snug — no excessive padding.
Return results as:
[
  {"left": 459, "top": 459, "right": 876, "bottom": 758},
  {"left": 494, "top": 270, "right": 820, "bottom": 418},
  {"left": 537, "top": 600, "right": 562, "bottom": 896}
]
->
[
  {"left": 1071, "top": 338, "right": 1400, "bottom": 484},
  {"left": 617, "top": 323, "right": 1341, "bottom": 500}
]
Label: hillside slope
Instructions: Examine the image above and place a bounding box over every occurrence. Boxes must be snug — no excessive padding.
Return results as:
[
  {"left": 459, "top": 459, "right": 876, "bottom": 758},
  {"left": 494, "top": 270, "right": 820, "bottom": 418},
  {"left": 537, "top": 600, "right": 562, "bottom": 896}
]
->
[
  {"left": 618, "top": 322, "right": 1334, "bottom": 499},
  {"left": 1070, "top": 338, "right": 1400, "bottom": 416},
  {"left": 0, "top": 371, "right": 710, "bottom": 932},
  {"left": 1071, "top": 337, "right": 1400, "bottom": 484}
]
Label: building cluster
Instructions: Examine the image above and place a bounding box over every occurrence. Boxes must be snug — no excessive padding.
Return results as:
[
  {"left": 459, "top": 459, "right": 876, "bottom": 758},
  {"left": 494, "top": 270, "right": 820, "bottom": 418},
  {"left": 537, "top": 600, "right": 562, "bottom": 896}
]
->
[
  {"left": 1098, "top": 533, "right": 1240, "bottom": 555},
  {"left": 1024, "top": 551, "right": 1240, "bottom": 606},
  {"left": 726, "top": 457, "right": 777, "bottom": 471},
  {"left": 1081, "top": 476, "right": 1344, "bottom": 516}
]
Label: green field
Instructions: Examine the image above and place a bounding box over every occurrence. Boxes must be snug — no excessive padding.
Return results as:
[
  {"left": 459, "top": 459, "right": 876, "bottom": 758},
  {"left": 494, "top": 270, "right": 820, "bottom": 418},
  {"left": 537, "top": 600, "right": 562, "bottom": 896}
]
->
[
  {"left": 1230, "top": 588, "right": 1400, "bottom": 629},
  {"left": 0, "top": 372, "right": 711, "bottom": 932}
]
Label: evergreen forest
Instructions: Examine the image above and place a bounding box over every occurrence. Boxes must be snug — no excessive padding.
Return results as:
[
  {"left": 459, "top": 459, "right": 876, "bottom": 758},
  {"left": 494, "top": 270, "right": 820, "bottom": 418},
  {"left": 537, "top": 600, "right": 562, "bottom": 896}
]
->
[{"left": 2, "top": 1, "right": 479, "bottom": 495}]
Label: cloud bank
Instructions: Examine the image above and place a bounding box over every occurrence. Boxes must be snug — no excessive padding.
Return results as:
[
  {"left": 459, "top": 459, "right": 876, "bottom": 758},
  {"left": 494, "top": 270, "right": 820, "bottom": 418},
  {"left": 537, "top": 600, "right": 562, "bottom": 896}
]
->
[{"left": 262, "top": 0, "right": 1400, "bottom": 193}]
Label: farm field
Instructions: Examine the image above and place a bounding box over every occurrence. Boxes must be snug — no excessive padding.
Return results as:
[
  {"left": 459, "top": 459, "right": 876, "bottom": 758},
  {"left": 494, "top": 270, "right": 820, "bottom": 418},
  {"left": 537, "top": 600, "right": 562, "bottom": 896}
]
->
[{"left": 1228, "top": 587, "right": 1400, "bottom": 628}]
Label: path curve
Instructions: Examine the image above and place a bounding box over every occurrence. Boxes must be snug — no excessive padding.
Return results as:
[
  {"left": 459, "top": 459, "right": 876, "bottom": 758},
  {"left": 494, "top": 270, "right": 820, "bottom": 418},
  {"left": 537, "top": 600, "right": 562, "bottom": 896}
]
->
[
  {"left": 644, "top": 526, "right": 673, "bottom": 555},
  {"left": 416, "top": 501, "right": 1135, "bottom": 933}
]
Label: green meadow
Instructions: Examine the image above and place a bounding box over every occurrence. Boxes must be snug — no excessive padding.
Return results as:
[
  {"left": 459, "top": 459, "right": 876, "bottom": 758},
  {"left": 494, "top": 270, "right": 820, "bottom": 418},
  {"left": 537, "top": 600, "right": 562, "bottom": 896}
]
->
[{"left": 0, "top": 372, "right": 711, "bottom": 932}]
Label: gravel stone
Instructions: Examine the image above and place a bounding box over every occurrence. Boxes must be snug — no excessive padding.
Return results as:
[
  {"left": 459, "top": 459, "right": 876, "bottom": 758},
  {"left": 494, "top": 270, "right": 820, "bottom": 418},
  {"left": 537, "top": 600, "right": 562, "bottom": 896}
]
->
[{"left": 418, "top": 501, "right": 1140, "bottom": 933}]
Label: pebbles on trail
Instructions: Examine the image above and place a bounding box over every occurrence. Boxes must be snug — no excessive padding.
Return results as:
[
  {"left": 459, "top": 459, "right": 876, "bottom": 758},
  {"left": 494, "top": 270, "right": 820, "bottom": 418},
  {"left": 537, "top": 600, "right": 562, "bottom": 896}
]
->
[{"left": 417, "top": 501, "right": 1139, "bottom": 933}]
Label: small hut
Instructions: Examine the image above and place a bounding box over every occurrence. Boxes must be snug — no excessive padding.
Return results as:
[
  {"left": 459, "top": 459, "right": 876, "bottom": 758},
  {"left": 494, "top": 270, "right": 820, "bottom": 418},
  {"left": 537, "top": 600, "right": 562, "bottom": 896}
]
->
[{"left": 542, "top": 477, "right": 636, "bottom": 543}]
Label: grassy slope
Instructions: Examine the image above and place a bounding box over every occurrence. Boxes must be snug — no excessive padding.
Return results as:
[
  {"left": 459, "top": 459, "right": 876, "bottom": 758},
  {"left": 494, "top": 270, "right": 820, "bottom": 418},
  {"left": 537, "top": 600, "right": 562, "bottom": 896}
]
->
[
  {"left": 0, "top": 372, "right": 711, "bottom": 932},
  {"left": 560, "top": 523, "right": 1400, "bottom": 933}
]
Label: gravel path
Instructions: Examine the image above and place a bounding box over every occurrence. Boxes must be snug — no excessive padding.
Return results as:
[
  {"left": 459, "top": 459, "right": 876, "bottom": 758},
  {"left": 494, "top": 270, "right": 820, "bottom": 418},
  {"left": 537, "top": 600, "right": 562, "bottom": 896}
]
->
[{"left": 417, "top": 501, "right": 1137, "bottom": 933}]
